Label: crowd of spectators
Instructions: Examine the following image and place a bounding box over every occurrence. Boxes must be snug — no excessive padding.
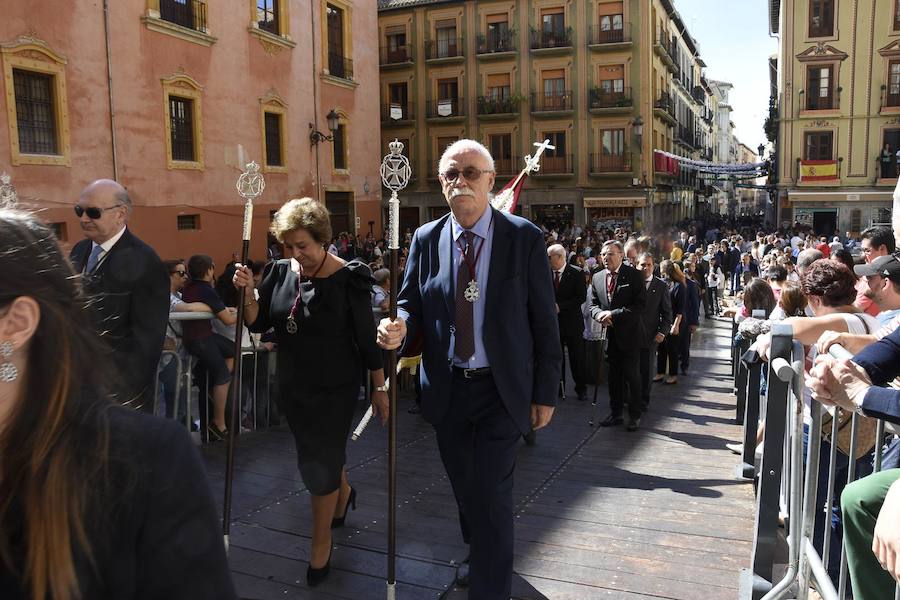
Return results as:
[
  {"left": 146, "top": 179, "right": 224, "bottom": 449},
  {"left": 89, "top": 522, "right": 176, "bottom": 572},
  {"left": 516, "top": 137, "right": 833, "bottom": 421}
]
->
[{"left": 722, "top": 222, "right": 900, "bottom": 599}]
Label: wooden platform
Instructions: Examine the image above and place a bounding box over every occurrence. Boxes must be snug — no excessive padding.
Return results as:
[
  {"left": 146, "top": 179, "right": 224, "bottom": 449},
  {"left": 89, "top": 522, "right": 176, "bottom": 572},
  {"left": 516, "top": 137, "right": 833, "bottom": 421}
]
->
[{"left": 202, "top": 316, "right": 755, "bottom": 599}]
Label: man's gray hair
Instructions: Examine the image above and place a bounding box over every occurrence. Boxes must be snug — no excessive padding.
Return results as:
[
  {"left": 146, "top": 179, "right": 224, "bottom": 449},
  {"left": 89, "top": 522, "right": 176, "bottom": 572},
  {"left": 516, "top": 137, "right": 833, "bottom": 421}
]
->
[
  {"left": 797, "top": 248, "right": 824, "bottom": 272},
  {"left": 602, "top": 240, "right": 623, "bottom": 252},
  {"left": 637, "top": 251, "right": 655, "bottom": 264},
  {"left": 373, "top": 268, "right": 390, "bottom": 284},
  {"left": 547, "top": 243, "right": 565, "bottom": 258},
  {"left": 115, "top": 186, "right": 132, "bottom": 215},
  {"left": 438, "top": 139, "right": 494, "bottom": 173}
]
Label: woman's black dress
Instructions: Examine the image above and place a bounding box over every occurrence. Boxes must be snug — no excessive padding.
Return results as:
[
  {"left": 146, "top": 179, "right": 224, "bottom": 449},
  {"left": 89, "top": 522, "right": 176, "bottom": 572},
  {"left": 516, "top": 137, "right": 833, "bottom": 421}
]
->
[{"left": 251, "top": 259, "right": 382, "bottom": 495}]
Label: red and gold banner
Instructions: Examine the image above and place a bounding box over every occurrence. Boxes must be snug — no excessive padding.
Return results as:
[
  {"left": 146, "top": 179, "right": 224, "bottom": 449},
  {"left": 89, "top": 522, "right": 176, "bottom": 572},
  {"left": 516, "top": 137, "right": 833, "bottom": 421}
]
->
[{"left": 799, "top": 160, "right": 838, "bottom": 182}]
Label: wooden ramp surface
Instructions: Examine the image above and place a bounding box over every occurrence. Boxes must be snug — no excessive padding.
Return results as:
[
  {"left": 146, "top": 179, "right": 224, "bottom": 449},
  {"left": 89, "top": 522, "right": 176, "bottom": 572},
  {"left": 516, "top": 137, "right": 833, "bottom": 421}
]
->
[{"left": 202, "top": 316, "right": 754, "bottom": 599}]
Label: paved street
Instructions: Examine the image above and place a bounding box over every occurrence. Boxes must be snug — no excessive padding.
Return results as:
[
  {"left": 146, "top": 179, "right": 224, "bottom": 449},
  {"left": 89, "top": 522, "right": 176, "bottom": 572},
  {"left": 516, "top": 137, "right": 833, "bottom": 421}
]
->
[{"left": 203, "top": 316, "right": 754, "bottom": 599}]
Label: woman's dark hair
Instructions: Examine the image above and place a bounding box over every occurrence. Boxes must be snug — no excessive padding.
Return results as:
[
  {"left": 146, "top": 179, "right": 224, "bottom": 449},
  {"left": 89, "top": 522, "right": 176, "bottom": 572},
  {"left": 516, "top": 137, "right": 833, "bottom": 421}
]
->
[
  {"left": 215, "top": 263, "right": 239, "bottom": 307},
  {"left": 163, "top": 258, "right": 184, "bottom": 274},
  {"left": 743, "top": 278, "right": 777, "bottom": 316},
  {"left": 831, "top": 248, "right": 856, "bottom": 274},
  {"left": 765, "top": 265, "right": 788, "bottom": 283},
  {"left": 800, "top": 259, "right": 858, "bottom": 307},
  {"left": 187, "top": 254, "right": 214, "bottom": 280},
  {"left": 0, "top": 209, "right": 113, "bottom": 600}
]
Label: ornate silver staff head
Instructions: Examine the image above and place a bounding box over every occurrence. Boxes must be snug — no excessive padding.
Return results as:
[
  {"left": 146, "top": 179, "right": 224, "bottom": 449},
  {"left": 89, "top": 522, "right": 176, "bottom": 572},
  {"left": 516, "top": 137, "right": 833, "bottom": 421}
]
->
[
  {"left": 380, "top": 139, "right": 411, "bottom": 251},
  {"left": 0, "top": 173, "right": 18, "bottom": 209},
  {"left": 235, "top": 161, "right": 265, "bottom": 241}
]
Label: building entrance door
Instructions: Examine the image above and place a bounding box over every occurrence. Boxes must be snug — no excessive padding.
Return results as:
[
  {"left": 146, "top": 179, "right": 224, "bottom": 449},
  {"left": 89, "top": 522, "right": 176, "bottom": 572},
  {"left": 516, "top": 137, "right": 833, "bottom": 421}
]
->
[{"left": 812, "top": 209, "right": 837, "bottom": 237}]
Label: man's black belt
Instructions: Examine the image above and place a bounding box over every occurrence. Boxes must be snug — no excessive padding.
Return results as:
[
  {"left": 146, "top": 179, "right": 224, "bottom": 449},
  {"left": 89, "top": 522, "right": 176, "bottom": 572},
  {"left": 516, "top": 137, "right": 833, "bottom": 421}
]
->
[{"left": 452, "top": 366, "right": 492, "bottom": 379}]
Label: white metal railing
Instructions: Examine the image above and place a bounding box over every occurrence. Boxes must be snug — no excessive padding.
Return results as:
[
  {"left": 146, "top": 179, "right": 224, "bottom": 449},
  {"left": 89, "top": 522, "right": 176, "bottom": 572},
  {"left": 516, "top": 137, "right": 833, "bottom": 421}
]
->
[{"left": 735, "top": 323, "right": 900, "bottom": 600}]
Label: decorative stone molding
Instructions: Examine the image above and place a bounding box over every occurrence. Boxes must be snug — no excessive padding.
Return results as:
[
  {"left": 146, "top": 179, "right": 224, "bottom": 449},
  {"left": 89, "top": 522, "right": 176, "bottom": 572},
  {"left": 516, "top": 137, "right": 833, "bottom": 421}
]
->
[{"left": 2, "top": 34, "right": 71, "bottom": 167}]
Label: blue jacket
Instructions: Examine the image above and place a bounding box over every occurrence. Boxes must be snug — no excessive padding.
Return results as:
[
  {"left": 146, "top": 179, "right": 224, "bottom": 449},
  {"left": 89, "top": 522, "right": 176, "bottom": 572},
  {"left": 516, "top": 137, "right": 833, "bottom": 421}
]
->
[
  {"left": 853, "top": 327, "right": 900, "bottom": 423},
  {"left": 398, "top": 208, "right": 562, "bottom": 434}
]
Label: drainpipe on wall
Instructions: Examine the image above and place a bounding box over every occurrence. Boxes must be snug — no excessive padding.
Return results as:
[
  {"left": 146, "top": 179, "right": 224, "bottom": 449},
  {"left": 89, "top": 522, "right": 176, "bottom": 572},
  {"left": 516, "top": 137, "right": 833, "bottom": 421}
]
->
[
  {"left": 310, "top": 0, "right": 321, "bottom": 202},
  {"left": 103, "top": 0, "right": 119, "bottom": 180}
]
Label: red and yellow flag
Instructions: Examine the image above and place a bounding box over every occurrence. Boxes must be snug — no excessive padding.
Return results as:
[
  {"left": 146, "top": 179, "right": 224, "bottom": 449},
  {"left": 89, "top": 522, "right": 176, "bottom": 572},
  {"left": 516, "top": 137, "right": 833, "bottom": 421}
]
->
[{"left": 799, "top": 160, "right": 838, "bottom": 182}]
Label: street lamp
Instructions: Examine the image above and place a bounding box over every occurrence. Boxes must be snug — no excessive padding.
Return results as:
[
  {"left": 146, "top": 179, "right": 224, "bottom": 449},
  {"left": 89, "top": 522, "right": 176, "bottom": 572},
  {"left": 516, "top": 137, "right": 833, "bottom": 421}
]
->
[
  {"left": 758, "top": 143, "right": 765, "bottom": 159},
  {"left": 309, "top": 109, "right": 340, "bottom": 145},
  {"left": 632, "top": 116, "right": 644, "bottom": 151}
]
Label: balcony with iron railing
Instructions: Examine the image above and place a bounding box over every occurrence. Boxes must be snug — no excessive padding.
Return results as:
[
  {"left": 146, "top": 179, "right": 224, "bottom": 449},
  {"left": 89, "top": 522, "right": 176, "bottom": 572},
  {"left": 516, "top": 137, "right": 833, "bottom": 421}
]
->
[
  {"left": 425, "top": 37, "right": 464, "bottom": 61},
  {"left": 476, "top": 95, "right": 522, "bottom": 118},
  {"left": 676, "top": 125, "right": 696, "bottom": 149},
  {"left": 590, "top": 152, "right": 632, "bottom": 174},
  {"left": 654, "top": 33, "right": 677, "bottom": 70},
  {"left": 882, "top": 87, "right": 900, "bottom": 111},
  {"left": 425, "top": 98, "right": 465, "bottom": 120},
  {"left": 529, "top": 26, "right": 574, "bottom": 51},
  {"left": 587, "top": 23, "right": 632, "bottom": 48},
  {"left": 533, "top": 154, "right": 574, "bottom": 175},
  {"left": 692, "top": 85, "right": 706, "bottom": 104},
  {"left": 588, "top": 87, "right": 633, "bottom": 113},
  {"left": 653, "top": 91, "right": 677, "bottom": 125},
  {"left": 805, "top": 88, "right": 839, "bottom": 111},
  {"left": 531, "top": 90, "right": 573, "bottom": 113},
  {"left": 476, "top": 30, "right": 517, "bottom": 56},
  {"left": 379, "top": 45, "right": 413, "bottom": 67},
  {"left": 159, "top": 0, "right": 208, "bottom": 32},
  {"left": 328, "top": 53, "right": 353, "bottom": 80},
  {"left": 381, "top": 102, "right": 414, "bottom": 123},
  {"left": 493, "top": 156, "right": 522, "bottom": 177}
]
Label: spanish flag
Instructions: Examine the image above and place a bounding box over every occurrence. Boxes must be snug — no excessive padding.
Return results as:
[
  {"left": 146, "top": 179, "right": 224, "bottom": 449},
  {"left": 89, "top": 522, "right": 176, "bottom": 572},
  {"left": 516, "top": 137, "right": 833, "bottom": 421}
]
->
[{"left": 799, "top": 160, "right": 839, "bottom": 182}]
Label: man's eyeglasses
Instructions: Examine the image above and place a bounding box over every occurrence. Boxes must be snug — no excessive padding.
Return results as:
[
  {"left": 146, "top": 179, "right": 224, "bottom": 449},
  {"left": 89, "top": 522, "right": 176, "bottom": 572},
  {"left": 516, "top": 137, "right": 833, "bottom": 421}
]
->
[
  {"left": 439, "top": 166, "right": 494, "bottom": 183},
  {"left": 75, "top": 204, "right": 123, "bottom": 219},
  {"left": 171, "top": 270, "right": 188, "bottom": 278}
]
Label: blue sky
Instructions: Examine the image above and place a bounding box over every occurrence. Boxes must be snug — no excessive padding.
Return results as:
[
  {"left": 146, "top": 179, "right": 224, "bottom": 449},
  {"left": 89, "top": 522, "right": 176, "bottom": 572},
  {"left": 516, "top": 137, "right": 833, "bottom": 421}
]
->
[{"left": 673, "top": 0, "right": 777, "bottom": 152}]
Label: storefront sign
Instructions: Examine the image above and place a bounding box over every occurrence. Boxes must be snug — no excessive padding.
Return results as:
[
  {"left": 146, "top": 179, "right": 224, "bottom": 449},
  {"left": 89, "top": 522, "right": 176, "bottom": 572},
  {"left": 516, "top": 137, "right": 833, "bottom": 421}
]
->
[{"left": 583, "top": 196, "right": 645, "bottom": 208}]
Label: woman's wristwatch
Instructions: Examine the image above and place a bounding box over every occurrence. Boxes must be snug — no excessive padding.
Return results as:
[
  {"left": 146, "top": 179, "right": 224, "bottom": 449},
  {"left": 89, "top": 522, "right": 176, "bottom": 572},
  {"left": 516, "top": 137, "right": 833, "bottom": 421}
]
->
[{"left": 373, "top": 383, "right": 389, "bottom": 393}]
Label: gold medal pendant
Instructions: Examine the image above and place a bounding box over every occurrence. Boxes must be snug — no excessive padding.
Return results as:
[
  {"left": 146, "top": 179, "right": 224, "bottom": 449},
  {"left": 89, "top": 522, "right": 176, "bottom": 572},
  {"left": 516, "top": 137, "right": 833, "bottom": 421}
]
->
[{"left": 464, "top": 279, "right": 480, "bottom": 303}]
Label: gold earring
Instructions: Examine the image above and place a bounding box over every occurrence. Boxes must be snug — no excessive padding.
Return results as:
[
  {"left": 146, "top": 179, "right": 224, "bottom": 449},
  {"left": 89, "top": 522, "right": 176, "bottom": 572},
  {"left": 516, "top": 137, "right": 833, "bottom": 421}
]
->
[{"left": 0, "top": 341, "right": 16, "bottom": 383}]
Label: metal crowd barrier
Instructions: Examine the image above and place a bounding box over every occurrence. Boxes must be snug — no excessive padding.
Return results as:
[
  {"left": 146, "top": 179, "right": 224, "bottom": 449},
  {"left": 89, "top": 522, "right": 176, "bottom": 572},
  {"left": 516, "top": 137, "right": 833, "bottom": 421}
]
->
[
  {"left": 736, "top": 323, "right": 900, "bottom": 600},
  {"left": 157, "top": 312, "right": 279, "bottom": 443}
]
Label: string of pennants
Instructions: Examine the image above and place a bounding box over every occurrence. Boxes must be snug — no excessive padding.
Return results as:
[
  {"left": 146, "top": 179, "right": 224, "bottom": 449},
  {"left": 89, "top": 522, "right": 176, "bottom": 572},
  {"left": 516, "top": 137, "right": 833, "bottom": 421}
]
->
[{"left": 653, "top": 149, "right": 768, "bottom": 177}]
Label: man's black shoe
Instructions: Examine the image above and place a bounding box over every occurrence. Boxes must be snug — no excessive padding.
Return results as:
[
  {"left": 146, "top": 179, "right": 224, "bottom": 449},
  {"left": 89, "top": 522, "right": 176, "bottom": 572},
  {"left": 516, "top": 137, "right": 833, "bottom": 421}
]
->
[
  {"left": 626, "top": 417, "right": 641, "bottom": 432},
  {"left": 523, "top": 430, "right": 536, "bottom": 446},
  {"left": 576, "top": 391, "right": 588, "bottom": 402},
  {"left": 455, "top": 555, "right": 470, "bottom": 587},
  {"left": 599, "top": 414, "right": 624, "bottom": 427}
]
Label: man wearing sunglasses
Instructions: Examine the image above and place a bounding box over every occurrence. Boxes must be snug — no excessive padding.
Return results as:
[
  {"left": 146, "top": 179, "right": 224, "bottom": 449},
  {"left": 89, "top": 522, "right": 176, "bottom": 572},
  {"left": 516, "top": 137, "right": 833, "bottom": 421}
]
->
[
  {"left": 70, "top": 179, "right": 169, "bottom": 412},
  {"left": 377, "top": 140, "right": 561, "bottom": 599}
]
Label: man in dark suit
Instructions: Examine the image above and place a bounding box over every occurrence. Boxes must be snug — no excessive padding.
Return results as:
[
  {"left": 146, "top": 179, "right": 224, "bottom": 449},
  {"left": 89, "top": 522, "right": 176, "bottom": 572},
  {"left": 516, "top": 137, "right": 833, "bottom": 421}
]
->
[
  {"left": 548, "top": 243, "right": 588, "bottom": 401},
  {"left": 589, "top": 240, "right": 647, "bottom": 430},
  {"left": 636, "top": 253, "right": 672, "bottom": 412},
  {"left": 70, "top": 179, "right": 169, "bottom": 412},
  {"left": 377, "top": 140, "right": 561, "bottom": 600}
]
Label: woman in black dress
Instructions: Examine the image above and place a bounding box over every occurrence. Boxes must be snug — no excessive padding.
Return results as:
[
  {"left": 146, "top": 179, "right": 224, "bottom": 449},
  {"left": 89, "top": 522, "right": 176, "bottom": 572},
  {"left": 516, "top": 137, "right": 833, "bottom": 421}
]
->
[
  {"left": 234, "top": 198, "right": 389, "bottom": 586},
  {"left": 655, "top": 259, "right": 685, "bottom": 385},
  {"left": 0, "top": 209, "right": 235, "bottom": 599}
]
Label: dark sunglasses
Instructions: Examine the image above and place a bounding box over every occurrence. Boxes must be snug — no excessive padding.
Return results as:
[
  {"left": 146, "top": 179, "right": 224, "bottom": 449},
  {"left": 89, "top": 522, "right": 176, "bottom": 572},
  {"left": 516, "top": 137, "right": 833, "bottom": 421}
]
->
[
  {"left": 440, "top": 166, "right": 493, "bottom": 183},
  {"left": 75, "top": 204, "right": 123, "bottom": 219}
]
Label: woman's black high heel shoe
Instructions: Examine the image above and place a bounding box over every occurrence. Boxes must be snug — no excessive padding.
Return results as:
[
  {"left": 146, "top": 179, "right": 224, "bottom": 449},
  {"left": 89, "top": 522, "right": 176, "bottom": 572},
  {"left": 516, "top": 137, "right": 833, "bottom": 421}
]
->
[
  {"left": 306, "top": 547, "right": 332, "bottom": 587},
  {"left": 331, "top": 486, "right": 357, "bottom": 528}
]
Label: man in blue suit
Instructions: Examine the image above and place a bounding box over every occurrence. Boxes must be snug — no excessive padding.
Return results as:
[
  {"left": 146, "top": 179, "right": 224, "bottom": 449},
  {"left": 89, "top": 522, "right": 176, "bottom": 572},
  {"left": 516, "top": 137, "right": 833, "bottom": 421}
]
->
[{"left": 377, "top": 139, "right": 562, "bottom": 599}]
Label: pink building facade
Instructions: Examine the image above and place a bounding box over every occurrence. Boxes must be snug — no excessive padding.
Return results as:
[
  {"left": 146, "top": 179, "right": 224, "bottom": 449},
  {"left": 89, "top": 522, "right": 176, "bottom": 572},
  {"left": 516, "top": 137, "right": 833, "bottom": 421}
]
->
[{"left": 1, "top": 0, "right": 381, "bottom": 264}]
